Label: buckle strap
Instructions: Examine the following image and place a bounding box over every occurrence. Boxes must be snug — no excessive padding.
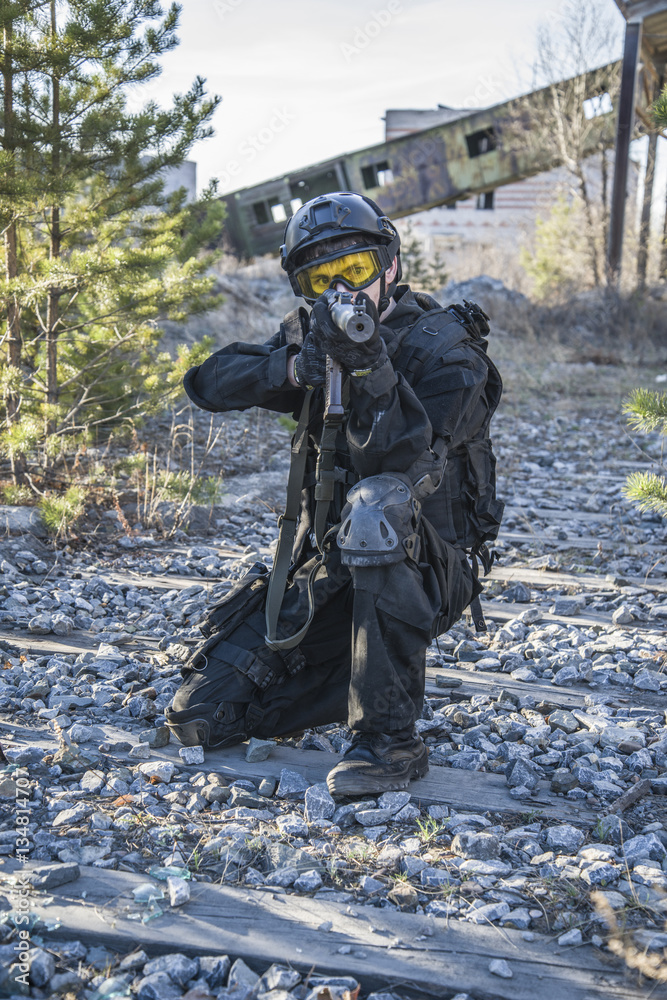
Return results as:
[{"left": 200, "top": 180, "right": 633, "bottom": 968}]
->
[
  {"left": 468, "top": 594, "right": 487, "bottom": 634},
  {"left": 238, "top": 645, "right": 307, "bottom": 690},
  {"left": 283, "top": 647, "right": 307, "bottom": 677},
  {"left": 244, "top": 703, "right": 265, "bottom": 731},
  {"left": 467, "top": 548, "right": 489, "bottom": 634},
  {"left": 303, "top": 467, "right": 357, "bottom": 489},
  {"left": 218, "top": 641, "right": 257, "bottom": 674}
]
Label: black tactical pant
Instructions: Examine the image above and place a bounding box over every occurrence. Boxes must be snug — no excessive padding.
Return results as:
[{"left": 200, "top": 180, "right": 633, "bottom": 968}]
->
[{"left": 167, "top": 517, "right": 477, "bottom": 747}]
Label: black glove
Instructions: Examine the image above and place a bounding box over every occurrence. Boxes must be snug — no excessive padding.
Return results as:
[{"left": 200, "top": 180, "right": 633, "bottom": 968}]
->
[
  {"left": 293, "top": 330, "right": 327, "bottom": 388},
  {"left": 311, "top": 291, "right": 387, "bottom": 375}
]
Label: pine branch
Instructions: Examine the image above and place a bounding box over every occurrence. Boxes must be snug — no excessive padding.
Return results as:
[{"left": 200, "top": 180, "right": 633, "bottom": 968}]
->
[
  {"left": 622, "top": 388, "right": 667, "bottom": 434},
  {"left": 651, "top": 84, "right": 667, "bottom": 132},
  {"left": 623, "top": 471, "right": 667, "bottom": 518}
]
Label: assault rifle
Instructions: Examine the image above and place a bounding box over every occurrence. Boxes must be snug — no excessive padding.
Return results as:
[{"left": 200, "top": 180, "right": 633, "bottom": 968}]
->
[{"left": 324, "top": 292, "right": 375, "bottom": 422}]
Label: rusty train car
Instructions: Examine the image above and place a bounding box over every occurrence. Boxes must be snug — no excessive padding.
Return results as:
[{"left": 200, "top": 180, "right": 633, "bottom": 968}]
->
[{"left": 219, "top": 65, "right": 619, "bottom": 260}]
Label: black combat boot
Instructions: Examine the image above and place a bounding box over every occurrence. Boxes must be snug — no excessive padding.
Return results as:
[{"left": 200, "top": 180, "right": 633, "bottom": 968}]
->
[{"left": 326, "top": 728, "right": 429, "bottom": 797}]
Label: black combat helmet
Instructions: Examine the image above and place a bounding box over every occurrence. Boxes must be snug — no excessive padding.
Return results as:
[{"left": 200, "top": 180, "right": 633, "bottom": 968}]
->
[{"left": 280, "top": 192, "right": 402, "bottom": 310}]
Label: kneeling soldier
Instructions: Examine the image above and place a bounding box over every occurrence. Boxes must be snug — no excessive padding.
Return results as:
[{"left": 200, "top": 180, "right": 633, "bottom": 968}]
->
[{"left": 166, "top": 191, "right": 503, "bottom": 796}]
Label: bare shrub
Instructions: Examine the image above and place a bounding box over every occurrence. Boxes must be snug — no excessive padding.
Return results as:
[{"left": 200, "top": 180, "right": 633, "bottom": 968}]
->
[{"left": 533, "top": 290, "right": 667, "bottom": 364}]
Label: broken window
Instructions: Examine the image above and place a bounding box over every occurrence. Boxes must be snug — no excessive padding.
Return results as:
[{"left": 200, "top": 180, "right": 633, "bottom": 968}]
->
[
  {"left": 476, "top": 191, "right": 494, "bottom": 210},
  {"left": 466, "top": 128, "right": 497, "bottom": 158},
  {"left": 583, "top": 92, "right": 613, "bottom": 119},
  {"left": 251, "top": 200, "right": 287, "bottom": 225},
  {"left": 361, "top": 160, "right": 393, "bottom": 189},
  {"left": 270, "top": 203, "right": 287, "bottom": 223},
  {"left": 252, "top": 201, "right": 270, "bottom": 225}
]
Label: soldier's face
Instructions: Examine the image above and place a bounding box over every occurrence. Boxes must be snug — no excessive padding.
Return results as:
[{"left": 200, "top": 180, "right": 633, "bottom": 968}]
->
[{"left": 332, "top": 255, "right": 398, "bottom": 311}]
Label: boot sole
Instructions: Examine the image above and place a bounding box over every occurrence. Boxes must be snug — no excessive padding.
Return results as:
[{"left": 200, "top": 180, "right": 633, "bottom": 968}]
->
[
  {"left": 326, "top": 752, "right": 429, "bottom": 797},
  {"left": 165, "top": 717, "right": 246, "bottom": 750}
]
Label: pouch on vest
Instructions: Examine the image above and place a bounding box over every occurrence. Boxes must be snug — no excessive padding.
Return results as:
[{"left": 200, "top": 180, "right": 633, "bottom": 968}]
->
[{"left": 183, "top": 563, "right": 306, "bottom": 688}]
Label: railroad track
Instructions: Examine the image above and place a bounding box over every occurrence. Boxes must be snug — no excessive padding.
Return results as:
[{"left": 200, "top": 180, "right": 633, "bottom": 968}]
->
[{"left": 0, "top": 506, "right": 665, "bottom": 998}]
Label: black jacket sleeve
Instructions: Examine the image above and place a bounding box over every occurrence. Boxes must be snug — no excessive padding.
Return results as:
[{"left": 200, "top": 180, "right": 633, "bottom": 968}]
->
[{"left": 183, "top": 330, "right": 303, "bottom": 415}]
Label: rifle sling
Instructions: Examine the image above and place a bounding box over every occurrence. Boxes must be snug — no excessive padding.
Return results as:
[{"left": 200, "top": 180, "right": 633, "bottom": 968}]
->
[
  {"left": 264, "top": 389, "right": 313, "bottom": 651},
  {"left": 264, "top": 379, "right": 349, "bottom": 652}
]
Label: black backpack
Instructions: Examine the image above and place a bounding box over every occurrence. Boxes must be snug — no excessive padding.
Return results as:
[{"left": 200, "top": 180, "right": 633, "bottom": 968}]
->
[{"left": 391, "top": 297, "right": 504, "bottom": 623}]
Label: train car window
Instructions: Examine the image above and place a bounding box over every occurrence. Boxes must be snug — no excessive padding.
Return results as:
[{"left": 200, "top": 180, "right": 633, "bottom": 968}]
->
[
  {"left": 271, "top": 203, "right": 287, "bottom": 223},
  {"left": 466, "top": 129, "right": 497, "bottom": 158},
  {"left": 361, "top": 160, "right": 392, "bottom": 189},
  {"left": 290, "top": 198, "right": 303, "bottom": 213},
  {"left": 252, "top": 201, "right": 270, "bottom": 225}
]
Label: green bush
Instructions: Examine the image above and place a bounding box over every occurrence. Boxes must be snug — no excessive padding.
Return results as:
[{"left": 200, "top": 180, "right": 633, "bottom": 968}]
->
[{"left": 39, "top": 486, "right": 88, "bottom": 538}]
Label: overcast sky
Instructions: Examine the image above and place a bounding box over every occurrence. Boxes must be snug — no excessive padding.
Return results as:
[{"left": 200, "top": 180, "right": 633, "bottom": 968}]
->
[{"left": 138, "top": 0, "right": 632, "bottom": 195}]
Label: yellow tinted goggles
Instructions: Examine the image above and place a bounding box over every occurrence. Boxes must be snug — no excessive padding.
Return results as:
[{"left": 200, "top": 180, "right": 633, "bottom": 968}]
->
[{"left": 296, "top": 249, "right": 383, "bottom": 300}]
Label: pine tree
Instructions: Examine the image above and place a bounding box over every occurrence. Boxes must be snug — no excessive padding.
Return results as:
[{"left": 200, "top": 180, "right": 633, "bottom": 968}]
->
[
  {"left": 0, "top": 1, "right": 224, "bottom": 485},
  {"left": 400, "top": 223, "right": 448, "bottom": 294},
  {"left": 652, "top": 84, "right": 667, "bottom": 131},
  {"left": 622, "top": 389, "right": 667, "bottom": 519}
]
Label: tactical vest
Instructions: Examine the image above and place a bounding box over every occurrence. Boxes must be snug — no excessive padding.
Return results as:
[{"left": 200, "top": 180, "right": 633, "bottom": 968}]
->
[{"left": 389, "top": 296, "right": 504, "bottom": 565}]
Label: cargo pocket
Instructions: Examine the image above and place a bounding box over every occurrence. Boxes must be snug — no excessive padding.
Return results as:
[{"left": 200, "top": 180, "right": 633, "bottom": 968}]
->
[{"left": 373, "top": 557, "right": 442, "bottom": 635}]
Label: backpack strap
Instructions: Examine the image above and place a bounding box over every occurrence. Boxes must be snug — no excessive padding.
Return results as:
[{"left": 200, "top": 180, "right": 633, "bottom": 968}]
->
[
  {"left": 394, "top": 309, "right": 472, "bottom": 386},
  {"left": 466, "top": 542, "right": 498, "bottom": 634}
]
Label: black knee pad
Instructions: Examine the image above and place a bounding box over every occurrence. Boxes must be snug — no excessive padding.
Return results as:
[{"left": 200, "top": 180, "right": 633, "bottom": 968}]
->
[{"left": 337, "top": 474, "right": 421, "bottom": 566}]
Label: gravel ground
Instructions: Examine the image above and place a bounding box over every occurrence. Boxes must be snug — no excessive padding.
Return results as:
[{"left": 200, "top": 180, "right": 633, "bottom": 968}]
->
[{"left": 0, "top": 357, "right": 666, "bottom": 997}]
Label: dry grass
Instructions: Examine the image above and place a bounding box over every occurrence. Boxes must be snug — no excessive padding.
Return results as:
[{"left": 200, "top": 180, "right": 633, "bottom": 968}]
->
[{"left": 592, "top": 892, "right": 667, "bottom": 984}]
